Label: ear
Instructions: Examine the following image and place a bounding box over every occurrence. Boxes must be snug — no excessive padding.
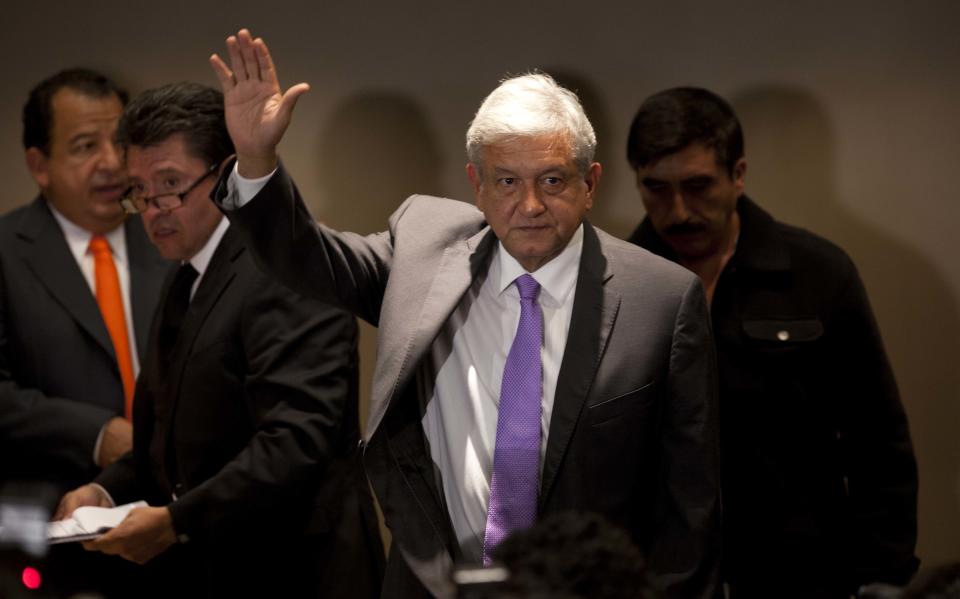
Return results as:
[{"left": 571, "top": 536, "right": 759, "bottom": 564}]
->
[
  {"left": 732, "top": 157, "right": 747, "bottom": 195},
  {"left": 583, "top": 162, "right": 602, "bottom": 211},
  {"left": 25, "top": 147, "right": 50, "bottom": 189},
  {"left": 465, "top": 162, "right": 483, "bottom": 206}
]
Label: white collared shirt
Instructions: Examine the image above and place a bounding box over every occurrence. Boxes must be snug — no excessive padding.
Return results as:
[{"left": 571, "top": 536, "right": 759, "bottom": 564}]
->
[
  {"left": 421, "top": 225, "right": 583, "bottom": 561},
  {"left": 184, "top": 215, "right": 229, "bottom": 298},
  {"left": 48, "top": 205, "right": 141, "bottom": 379}
]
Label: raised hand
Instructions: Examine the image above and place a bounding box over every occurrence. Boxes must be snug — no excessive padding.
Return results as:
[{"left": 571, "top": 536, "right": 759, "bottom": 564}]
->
[{"left": 209, "top": 29, "right": 310, "bottom": 178}]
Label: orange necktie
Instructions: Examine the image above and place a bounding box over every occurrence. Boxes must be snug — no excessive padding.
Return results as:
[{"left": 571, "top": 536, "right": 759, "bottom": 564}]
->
[{"left": 89, "top": 235, "right": 136, "bottom": 420}]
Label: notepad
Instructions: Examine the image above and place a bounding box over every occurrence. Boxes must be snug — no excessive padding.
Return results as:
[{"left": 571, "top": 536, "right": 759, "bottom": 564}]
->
[{"left": 47, "top": 501, "right": 147, "bottom": 544}]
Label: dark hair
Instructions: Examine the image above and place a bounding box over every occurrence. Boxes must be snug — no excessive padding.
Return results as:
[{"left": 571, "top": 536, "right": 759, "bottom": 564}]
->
[
  {"left": 626, "top": 87, "right": 744, "bottom": 175},
  {"left": 489, "top": 511, "right": 660, "bottom": 599},
  {"left": 22, "top": 68, "right": 128, "bottom": 154},
  {"left": 117, "top": 82, "right": 233, "bottom": 166}
]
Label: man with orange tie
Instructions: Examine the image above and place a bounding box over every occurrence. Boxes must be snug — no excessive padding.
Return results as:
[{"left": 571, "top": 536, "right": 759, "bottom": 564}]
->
[{"left": 0, "top": 68, "right": 169, "bottom": 597}]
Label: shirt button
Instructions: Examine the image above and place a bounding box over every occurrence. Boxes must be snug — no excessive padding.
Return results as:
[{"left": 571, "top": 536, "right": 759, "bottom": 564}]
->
[{"left": 776, "top": 330, "right": 790, "bottom": 341}]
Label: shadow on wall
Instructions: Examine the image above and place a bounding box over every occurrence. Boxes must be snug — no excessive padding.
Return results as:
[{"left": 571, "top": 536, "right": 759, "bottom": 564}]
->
[
  {"left": 313, "top": 91, "right": 447, "bottom": 553},
  {"left": 730, "top": 85, "right": 960, "bottom": 565},
  {"left": 313, "top": 91, "right": 446, "bottom": 435},
  {"left": 547, "top": 70, "right": 630, "bottom": 239},
  {"left": 315, "top": 91, "right": 446, "bottom": 234}
]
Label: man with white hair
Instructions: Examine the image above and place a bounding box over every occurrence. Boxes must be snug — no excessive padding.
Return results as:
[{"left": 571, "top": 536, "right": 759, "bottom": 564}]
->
[{"left": 209, "top": 29, "right": 721, "bottom": 598}]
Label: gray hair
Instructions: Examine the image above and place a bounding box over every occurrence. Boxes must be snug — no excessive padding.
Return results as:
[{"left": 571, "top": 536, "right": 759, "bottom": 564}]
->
[{"left": 465, "top": 73, "right": 597, "bottom": 174}]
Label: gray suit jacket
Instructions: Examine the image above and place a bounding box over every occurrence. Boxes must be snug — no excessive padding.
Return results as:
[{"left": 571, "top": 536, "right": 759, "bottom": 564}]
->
[
  {"left": 219, "top": 163, "right": 721, "bottom": 599},
  {"left": 0, "top": 197, "right": 170, "bottom": 496}
]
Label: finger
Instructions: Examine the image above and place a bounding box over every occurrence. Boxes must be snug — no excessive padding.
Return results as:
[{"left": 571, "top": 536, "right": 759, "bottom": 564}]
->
[
  {"left": 209, "top": 54, "right": 235, "bottom": 89},
  {"left": 226, "top": 35, "right": 248, "bottom": 81},
  {"left": 128, "top": 547, "right": 155, "bottom": 565},
  {"left": 53, "top": 497, "right": 68, "bottom": 521},
  {"left": 237, "top": 29, "right": 261, "bottom": 81},
  {"left": 278, "top": 83, "right": 311, "bottom": 123},
  {"left": 88, "top": 533, "right": 121, "bottom": 555},
  {"left": 253, "top": 37, "right": 277, "bottom": 87}
]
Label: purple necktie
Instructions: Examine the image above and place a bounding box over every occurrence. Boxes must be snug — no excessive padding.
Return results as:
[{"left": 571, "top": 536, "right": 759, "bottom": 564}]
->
[{"left": 482, "top": 274, "right": 542, "bottom": 565}]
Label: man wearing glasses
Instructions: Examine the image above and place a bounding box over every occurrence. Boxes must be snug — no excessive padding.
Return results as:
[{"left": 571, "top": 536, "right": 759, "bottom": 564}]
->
[{"left": 57, "top": 82, "right": 383, "bottom": 598}]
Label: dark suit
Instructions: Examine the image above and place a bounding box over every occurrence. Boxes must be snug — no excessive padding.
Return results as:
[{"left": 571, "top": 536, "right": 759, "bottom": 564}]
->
[
  {"left": 218, "top": 164, "right": 722, "bottom": 599},
  {"left": 96, "top": 223, "right": 383, "bottom": 598},
  {"left": 631, "top": 196, "right": 919, "bottom": 597},
  {"left": 0, "top": 196, "right": 169, "bottom": 596},
  {"left": 0, "top": 197, "right": 168, "bottom": 492}
]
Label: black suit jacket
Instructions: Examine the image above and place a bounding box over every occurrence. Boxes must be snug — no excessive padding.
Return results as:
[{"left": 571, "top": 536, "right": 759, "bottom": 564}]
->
[
  {"left": 0, "top": 197, "right": 168, "bottom": 495},
  {"left": 219, "top": 165, "right": 721, "bottom": 599},
  {"left": 97, "top": 224, "right": 383, "bottom": 598}
]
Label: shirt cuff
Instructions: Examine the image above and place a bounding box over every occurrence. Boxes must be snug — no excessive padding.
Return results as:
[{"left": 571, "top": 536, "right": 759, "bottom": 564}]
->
[
  {"left": 226, "top": 162, "right": 276, "bottom": 209},
  {"left": 89, "top": 483, "right": 116, "bottom": 507},
  {"left": 92, "top": 422, "right": 107, "bottom": 466}
]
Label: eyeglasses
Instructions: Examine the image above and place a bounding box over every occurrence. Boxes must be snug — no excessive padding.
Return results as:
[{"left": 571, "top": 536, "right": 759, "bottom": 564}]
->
[{"left": 119, "top": 161, "right": 220, "bottom": 214}]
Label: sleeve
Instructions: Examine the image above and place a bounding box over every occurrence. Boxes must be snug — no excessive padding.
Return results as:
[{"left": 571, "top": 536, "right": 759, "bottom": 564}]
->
[
  {"left": 213, "top": 160, "right": 396, "bottom": 326},
  {"left": 94, "top": 375, "right": 154, "bottom": 505},
  {"left": 0, "top": 267, "right": 113, "bottom": 476},
  {"left": 649, "top": 276, "right": 723, "bottom": 599},
  {"left": 164, "top": 278, "right": 359, "bottom": 542},
  {"left": 833, "top": 264, "right": 919, "bottom": 585}
]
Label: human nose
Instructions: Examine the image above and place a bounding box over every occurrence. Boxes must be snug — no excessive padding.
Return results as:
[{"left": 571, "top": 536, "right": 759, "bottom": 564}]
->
[
  {"left": 98, "top": 139, "right": 124, "bottom": 173},
  {"left": 666, "top": 186, "right": 691, "bottom": 221},
  {"left": 517, "top": 181, "right": 546, "bottom": 217}
]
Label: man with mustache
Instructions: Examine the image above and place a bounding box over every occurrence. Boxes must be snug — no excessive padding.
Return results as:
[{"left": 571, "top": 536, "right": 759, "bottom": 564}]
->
[
  {"left": 626, "top": 87, "right": 919, "bottom": 597},
  {"left": 0, "top": 68, "right": 168, "bottom": 597}
]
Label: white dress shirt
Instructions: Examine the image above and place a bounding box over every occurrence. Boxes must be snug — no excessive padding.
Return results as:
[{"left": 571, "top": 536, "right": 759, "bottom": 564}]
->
[
  {"left": 185, "top": 215, "right": 229, "bottom": 298},
  {"left": 49, "top": 206, "right": 141, "bottom": 378},
  {"left": 49, "top": 206, "right": 144, "bottom": 465},
  {"left": 229, "top": 166, "right": 583, "bottom": 561},
  {"left": 421, "top": 226, "right": 582, "bottom": 560}
]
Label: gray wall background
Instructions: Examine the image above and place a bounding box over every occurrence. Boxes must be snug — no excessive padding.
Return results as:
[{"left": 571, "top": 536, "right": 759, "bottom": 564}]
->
[{"left": 4, "top": 0, "right": 958, "bottom": 566}]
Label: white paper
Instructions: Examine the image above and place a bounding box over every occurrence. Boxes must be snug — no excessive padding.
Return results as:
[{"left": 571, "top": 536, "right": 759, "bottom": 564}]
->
[{"left": 47, "top": 501, "right": 147, "bottom": 544}]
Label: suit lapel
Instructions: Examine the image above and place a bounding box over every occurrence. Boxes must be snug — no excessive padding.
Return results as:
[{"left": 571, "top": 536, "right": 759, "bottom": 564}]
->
[
  {"left": 366, "top": 226, "right": 497, "bottom": 439},
  {"left": 163, "top": 226, "right": 242, "bottom": 432},
  {"left": 17, "top": 198, "right": 115, "bottom": 359},
  {"left": 540, "top": 222, "right": 620, "bottom": 506},
  {"left": 364, "top": 226, "right": 496, "bottom": 585},
  {"left": 125, "top": 215, "right": 172, "bottom": 360}
]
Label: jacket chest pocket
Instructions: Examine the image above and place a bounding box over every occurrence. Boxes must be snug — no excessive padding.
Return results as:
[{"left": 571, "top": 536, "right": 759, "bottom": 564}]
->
[
  {"left": 576, "top": 382, "right": 660, "bottom": 512},
  {"left": 742, "top": 318, "right": 823, "bottom": 352},
  {"left": 737, "top": 317, "right": 828, "bottom": 418},
  {"left": 743, "top": 318, "right": 823, "bottom": 344}
]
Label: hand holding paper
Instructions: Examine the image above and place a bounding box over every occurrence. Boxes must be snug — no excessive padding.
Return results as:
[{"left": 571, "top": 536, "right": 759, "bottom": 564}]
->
[
  {"left": 82, "top": 505, "right": 176, "bottom": 564},
  {"left": 48, "top": 501, "right": 146, "bottom": 544}
]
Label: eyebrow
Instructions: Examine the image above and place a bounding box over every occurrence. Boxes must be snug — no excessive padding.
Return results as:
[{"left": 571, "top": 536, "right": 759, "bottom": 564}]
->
[
  {"left": 67, "top": 131, "right": 99, "bottom": 146},
  {"left": 129, "top": 167, "right": 186, "bottom": 184},
  {"left": 491, "top": 165, "right": 568, "bottom": 178},
  {"left": 642, "top": 175, "right": 716, "bottom": 186}
]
